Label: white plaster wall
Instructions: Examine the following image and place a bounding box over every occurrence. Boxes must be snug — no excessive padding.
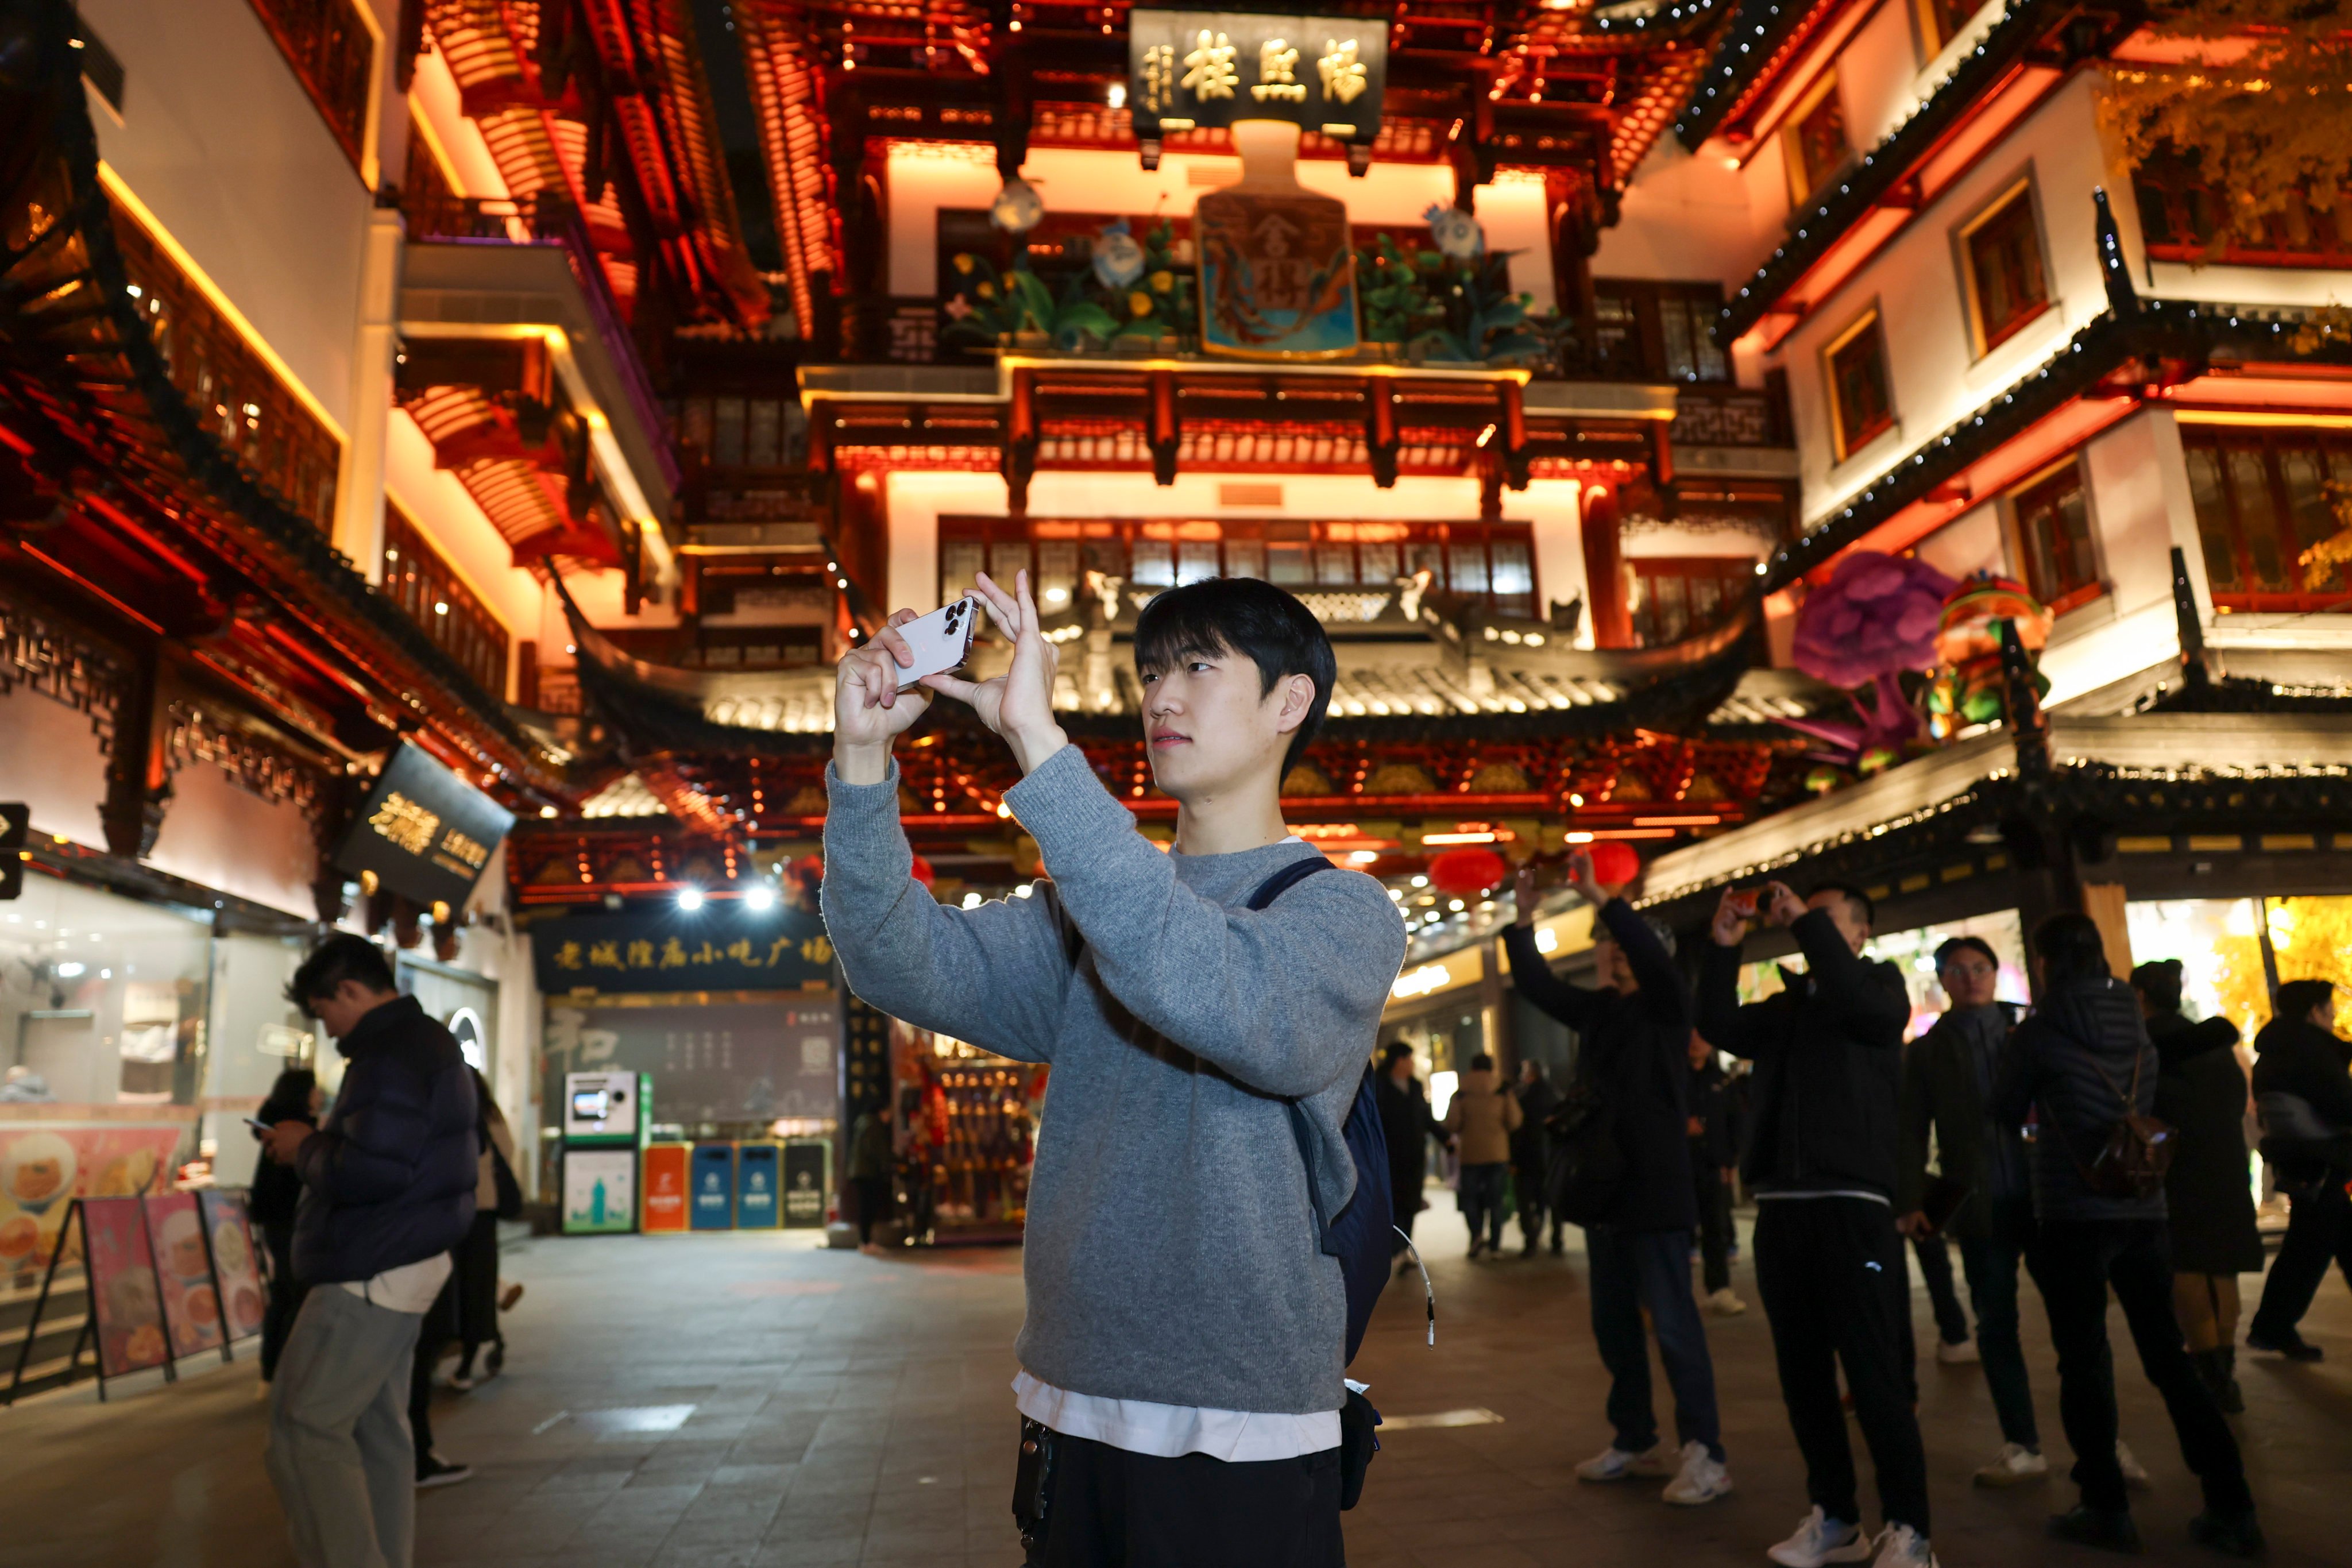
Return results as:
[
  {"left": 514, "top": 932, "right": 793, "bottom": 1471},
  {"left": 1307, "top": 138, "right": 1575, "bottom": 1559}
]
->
[
  {"left": 145, "top": 765, "right": 318, "bottom": 919},
  {"left": 0, "top": 684, "right": 109, "bottom": 847},
  {"left": 1769, "top": 74, "right": 2113, "bottom": 528},
  {"left": 1912, "top": 500, "right": 2005, "bottom": 580},
  {"left": 82, "top": 0, "right": 374, "bottom": 433},
  {"left": 1594, "top": 137, "right": 1771, "bottom": 292}
]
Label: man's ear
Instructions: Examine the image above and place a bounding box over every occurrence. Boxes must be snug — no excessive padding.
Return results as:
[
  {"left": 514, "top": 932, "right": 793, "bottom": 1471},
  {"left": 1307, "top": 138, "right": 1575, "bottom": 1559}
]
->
[{"left": 1272, "top": 673, "right": 1315, "bottom": 733}]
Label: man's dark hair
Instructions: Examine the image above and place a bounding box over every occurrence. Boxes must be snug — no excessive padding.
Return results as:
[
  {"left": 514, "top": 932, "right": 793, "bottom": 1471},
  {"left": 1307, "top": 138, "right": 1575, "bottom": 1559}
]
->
[
  {"left": 1380, "top": 1041, "right": 1414, "bottom": 1069},
  {"left": 1470, "top": 1051, "right": 1495, "bottom": 1071},
  {"left": 2130, "top": 958, "right": 2186, "bottom": 1014},
  {"left": 2031, "top": 912, "right": 2110, "bottom": 990},
  {"left": 1133, "top": 577, "right": 1337, "bottom": 775},
  {"left": 284, "top": 934, "right": 397, "bottom": 1011},
  {"left": 1935, "top": 935, "right": 1999, "bottom": 975},
  {"left": 1807, "top": 881, "right": 1874, "bottom": 930},
  {"left": 2275, "top": 978, "right": 2337, "bottom": 1028}
]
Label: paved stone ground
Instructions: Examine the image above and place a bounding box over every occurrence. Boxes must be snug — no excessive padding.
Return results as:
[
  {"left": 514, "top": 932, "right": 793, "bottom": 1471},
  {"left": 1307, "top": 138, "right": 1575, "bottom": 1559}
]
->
[{"left": 5, "top": 1204, "right": 2350, "bottom": 1567}]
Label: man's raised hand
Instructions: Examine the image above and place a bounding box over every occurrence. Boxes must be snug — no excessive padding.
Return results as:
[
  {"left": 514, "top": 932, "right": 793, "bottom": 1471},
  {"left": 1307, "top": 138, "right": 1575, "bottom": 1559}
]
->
[
  {"left": 921, "top": 569, "right": 1067, "bottom": 775},
  {"left": 834, "top": 609, "right": 932, "bottom": 783}
]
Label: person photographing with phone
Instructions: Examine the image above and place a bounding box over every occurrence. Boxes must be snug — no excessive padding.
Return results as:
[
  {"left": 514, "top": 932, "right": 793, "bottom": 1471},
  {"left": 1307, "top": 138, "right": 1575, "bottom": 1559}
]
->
[
  {"left": 1503, "top": 851, "right": 1731, "bottom": 1508},
  {"left": 822, "top": 570, "right": 1404, "bottom": 1565},
  {"left": 1696, "top": 880, "right": 1932, "bottom": 1568}
]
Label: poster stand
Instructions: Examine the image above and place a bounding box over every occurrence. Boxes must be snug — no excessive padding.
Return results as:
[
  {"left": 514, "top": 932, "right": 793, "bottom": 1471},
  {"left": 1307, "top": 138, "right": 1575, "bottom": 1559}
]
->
[{"left": 189, "top": 1196, "right": 236, "bottom": 1369}]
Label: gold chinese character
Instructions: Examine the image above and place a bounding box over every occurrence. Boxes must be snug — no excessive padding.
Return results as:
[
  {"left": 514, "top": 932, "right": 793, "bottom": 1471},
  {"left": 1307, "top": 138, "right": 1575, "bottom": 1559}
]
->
[
  {"left": 802, "top": 934, "right": 835, "bottom": 965},
  {"left": 693, "top": 941, "right": 720, "bottom": 964},
  {"left": 763, "top": 936, "right": 797, "bottom": 968},
  {"left": 1140, "top": 41, "right": 1175, "bottom": 114},
  {"left": 626, "top": 940, "right": 655, "bottom": 968},
  {"left": 726, "top": 939, "right": 755, "bottom": 965},
  {"left": 1253, "top": 38, "right": 1305, "bottom": 103},
  {"left": 438, "top": 829, "right": 489, "bottom": 870},
  {"left": 368, "top": 792, "right": 441, "bottom": 856},
  {"left": 588, "top": 940, "right": 622, "bottom": 970},
  {"left": 554, "top": 941, "right": 584, "bottom": 971},
  {"left": 1181, "top": 30, "right": 1238, "bottom": 100},
  {"left": 659, "top": 937, "right": 688, "bottom": 969},
  {"left": 1318, "top": 39, "right": 1368, "bottom": 106}
]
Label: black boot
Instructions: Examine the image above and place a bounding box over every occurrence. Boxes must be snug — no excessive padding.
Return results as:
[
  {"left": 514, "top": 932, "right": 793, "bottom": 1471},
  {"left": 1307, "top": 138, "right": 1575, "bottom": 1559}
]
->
[
  {"left": 2218, "top": 1345, "right": 2244, "bottom": 1412},
  {"left": 2189, "top": 1508, "right": 2265, "bottom": 1558},
  {"left": 2048, "top": 1505, "right": 2142, "bottom": 1553}
]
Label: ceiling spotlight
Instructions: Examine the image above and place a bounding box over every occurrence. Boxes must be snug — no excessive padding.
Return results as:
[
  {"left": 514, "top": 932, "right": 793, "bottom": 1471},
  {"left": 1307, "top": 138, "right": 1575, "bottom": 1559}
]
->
[
  {"left": 676, "top": 887, "right": 705, "bottom": 912},
  {"left": 743, "top": 885, "right": 777, "bottom": 912},
  {"left": 539, "top": 805, "right": 559, "bottom": 819},
  {"left": 55, "top": 961, "right": 86, "bottom": 979}
]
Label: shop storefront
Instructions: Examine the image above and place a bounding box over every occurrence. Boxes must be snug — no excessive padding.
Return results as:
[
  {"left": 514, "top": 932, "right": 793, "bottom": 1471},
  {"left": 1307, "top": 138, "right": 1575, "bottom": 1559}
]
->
[{"left": 885, "top": 1022, "right": 1045, "bottom": 1244}]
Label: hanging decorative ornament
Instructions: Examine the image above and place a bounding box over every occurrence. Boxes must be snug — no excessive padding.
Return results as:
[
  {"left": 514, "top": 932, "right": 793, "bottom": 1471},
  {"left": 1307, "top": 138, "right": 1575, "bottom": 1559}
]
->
[
  {"left": 1423, "top": 203, "right": 1485, "bottom": 261},
  {"left": 910, "top": 855, "right": 936, "bottom": 889},
  {"left": 1587, "top": 840, "right": 1641, "bottom": 888},
  {"left": 1428, "top": 847, "right": 1508, "bottom": 898},
  {"left": 1091, "top": 219, "right": 1146, "bottom": 290},
  {"left": 990, "top": 176, "right": 1045, "bottom": 234}
]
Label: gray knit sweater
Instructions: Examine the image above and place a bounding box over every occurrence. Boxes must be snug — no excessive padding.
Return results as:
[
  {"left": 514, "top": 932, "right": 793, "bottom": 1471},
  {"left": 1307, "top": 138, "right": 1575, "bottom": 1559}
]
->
[{"left": 821, "top": 744, "right": 1405, "bottom": 1415}]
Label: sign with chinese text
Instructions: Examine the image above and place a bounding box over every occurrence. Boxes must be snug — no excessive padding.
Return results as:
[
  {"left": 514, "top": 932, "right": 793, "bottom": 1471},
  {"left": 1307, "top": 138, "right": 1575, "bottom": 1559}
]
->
[
  {"left": 531, "top": 905, "right": 833, "bottom": 995},
  {"left": 333, "top": 743, "right": 515, "bottom": 912},
  {"left": 1129, "top": 11, "right": 1387, "bottom": 143}
]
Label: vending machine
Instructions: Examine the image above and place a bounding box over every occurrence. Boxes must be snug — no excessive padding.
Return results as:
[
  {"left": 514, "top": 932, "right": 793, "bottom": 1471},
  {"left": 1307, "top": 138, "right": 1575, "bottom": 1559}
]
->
[{"left": 561, "top": 1070, "right": 651, "bottom": 1235}]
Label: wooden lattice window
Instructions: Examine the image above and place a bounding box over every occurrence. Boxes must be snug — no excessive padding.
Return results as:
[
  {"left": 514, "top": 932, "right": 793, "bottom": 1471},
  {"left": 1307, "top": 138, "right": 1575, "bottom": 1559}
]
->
[
  {"left": 2184, "top": 425, "right": 2352, "bottom": 613},
  {"left": 2010, "top": 461, "right": 2102, "bottom": 615},
  {"left": 1961, "top": 183, "right": 2049, "bottom": 353},
  {"left": 1824, "top": 310, "right": 1895, "bottom": 460},
  {"left": 383, "top": 500, "right": 511, "bottom": 700},
  {"left": 247, "top": 0, "right": 375, "bottom": 176}
]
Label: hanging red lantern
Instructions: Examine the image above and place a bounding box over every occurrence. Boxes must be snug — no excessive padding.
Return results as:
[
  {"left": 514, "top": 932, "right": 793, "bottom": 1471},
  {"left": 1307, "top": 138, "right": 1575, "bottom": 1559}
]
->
[
  {"left": 1428, "top": 847, "right": 1508, "bottom": 899},
  {"left": 1588, "top": 840, "right": 1641, "bottom": 887},
  {"left": 910, "top": 855, "right": 936, "bottom": 889}
]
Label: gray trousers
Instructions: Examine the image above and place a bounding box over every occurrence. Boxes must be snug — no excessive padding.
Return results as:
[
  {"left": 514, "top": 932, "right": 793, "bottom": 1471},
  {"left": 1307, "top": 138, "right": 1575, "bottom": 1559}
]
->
[{"left": 267, "top": 1284, "right": 424, "bottom": 1568}]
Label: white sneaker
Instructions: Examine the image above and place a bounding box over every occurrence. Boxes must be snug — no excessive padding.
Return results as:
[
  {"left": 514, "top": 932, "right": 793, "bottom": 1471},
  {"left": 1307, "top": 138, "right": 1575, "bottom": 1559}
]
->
[
  {"left": 1934, "top": 1338, "right": 1980, "bottom": 1365},
  {"left": 1972, "top": 1442, "right": 2048, "bottom": 1488},
  {"left": 1870, "top": 1523, "right": 1938, "bottom": 1567},
  {"left": 2116, "top": 1439, "right": 2150, "bottom": 1491},
  {"left": 1662, "top": 1440, "right": 1733, "bottom": 1505},
  {"left": 1575, "top": 1443, "right": 1671, "bottom": 1482},
  {"left": 1766, "top": 1506, "right": 1875, "bottom": 1567},
  {"left": 1707, "top": 1287, "right": 1749, "bottom": 1316}
]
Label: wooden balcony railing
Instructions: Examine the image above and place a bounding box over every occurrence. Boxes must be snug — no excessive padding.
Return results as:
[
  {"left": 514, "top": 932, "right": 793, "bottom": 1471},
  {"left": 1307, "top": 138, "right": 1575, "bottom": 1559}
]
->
[
  {"left": 109, "top": 198, "right": 341, "bottom": 535},
  {"left": 1669, "top": 384, "right": 1794, "bottom": 449},
  {"left": 383, "top": 500, "right": 510, "bottom": 700},
  {"left": 401, "top": 191, "right": 679, "bottom": 492},
  {"left": 2134, "top": 156, "right": 2352, "bottom": 271},
  {"left": 248, "top": 0, "right": 374, "bottom": 176}
]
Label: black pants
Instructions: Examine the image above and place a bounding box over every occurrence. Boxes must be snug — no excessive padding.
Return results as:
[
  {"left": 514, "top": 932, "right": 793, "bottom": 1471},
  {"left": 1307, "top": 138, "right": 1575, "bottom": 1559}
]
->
[
  {"left": 1590, "top": 1226, "right": 1724, "bottom": 1459},
  {"left": 2032, "top": 1219, "right": 2252, "bottom": 1516},
  {"left": 1515, "top": 1164, "right": 1559, "bottom": 1252},
  {"left": 1911, "top": 1232, "right": 1970, "bottom": 1346},
  {"left": 2250, "top": 1170, "right": 2352, "bottom": 1340},
  {"left": 1458, "top": 1163, "right": 1508, "bottom": 1250},
  {"left": 1691, "top": 1152, "right": 1733, "bottom": 1294},
  {"left": 1029, "top": 1430, "right": 1344, "bottom": 1568},
  {"left": 852, "top": 1176, "right": 889, "bottom": 1244},
  {"left": 1754, "top": 1198, "right": 1930, "bottom": 1535},
  {"left": 1953, "top": 1195, "right": 2040, "bottom": 1449}
]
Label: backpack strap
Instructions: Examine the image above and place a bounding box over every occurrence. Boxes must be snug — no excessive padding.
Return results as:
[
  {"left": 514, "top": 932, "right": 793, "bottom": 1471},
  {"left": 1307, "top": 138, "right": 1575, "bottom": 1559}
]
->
[
  {"left": 1248, "top": 855, "right": 1335, "bottom": 912},
  {"left": 1248, "top": 857, "right": 1348, "bottom": 1255}
]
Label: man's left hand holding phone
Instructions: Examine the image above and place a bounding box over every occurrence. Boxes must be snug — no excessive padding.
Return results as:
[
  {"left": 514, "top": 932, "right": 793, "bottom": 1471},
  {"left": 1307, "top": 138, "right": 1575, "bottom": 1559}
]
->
[{"left": 833, "top": 572, "right": 1069, "bottom": 785}]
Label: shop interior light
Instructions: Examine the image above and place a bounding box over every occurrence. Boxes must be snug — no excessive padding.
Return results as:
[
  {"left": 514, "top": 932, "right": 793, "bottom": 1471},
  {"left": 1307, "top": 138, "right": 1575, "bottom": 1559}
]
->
[
  {"left": 1014, "top": 883, "right": 1034, "bottom": 898},
  {"left": 676, "top": 887, "right": 706, "bottom": 912},
  {"left": 1411, "top": 874, "right": 1429, "bottom": 888},
  {"left": 743, "top": 885, "right": 777, "bottom": 912},
  {"left": 55, "top": 961, "right": 86, "bottom": 978},
  {"left": 961, "top": 891, "right": 983, "bottom": 909}
]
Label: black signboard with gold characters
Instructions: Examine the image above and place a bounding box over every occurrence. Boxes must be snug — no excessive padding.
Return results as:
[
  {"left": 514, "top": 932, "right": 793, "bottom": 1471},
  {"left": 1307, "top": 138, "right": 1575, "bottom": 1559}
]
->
[
  {"left": 1128, "top": 10, "right": 1387, "bottom": 144},
  {"left": 531, "top": 905, "right": 834, "bottom": 995},
  {"left": 332, "top": 743, "right": 515, "bottom": 913}
]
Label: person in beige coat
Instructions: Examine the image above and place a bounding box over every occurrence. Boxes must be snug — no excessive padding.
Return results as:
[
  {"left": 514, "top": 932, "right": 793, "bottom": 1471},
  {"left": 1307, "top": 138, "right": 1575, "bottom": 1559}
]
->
[{"left": 1443, "top": 1053, "right": 1524, "bottom": 1258}]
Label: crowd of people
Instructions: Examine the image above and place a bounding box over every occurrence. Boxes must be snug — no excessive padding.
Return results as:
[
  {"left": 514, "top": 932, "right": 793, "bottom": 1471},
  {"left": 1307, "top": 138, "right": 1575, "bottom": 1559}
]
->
[{"left": 1408, "top": 856, "right": 2345, "bottom": 1567}]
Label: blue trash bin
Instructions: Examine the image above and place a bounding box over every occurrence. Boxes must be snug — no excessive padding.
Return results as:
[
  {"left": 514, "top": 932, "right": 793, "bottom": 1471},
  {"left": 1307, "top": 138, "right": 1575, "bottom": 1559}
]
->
[
  {"left": 689, "top": 1142, "right": 736, "bottom": 1230},
  {"left": 736, "top": 1142, "right": 781, "bottom": 1229}
]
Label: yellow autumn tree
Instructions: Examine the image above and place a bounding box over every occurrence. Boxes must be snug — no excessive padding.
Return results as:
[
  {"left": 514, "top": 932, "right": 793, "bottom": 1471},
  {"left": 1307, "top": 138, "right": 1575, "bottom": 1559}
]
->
[{"left": 2210, "top": 897, "right": 2352, "bottom": 1037}]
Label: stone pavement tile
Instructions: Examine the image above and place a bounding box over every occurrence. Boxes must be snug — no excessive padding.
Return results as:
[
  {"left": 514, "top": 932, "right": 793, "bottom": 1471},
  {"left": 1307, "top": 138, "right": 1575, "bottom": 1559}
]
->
[{"left": 751, "top": 1540, "right": 862, "bottom": 1567}]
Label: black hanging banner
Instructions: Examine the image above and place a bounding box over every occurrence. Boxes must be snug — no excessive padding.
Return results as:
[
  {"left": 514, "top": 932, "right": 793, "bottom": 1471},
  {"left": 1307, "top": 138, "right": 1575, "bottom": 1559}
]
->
[
  {"left": 1128, "top": 10, "right": 1388, "bottom": 144},
  {"left": 332, "top": 743, "right": 515, "bottom": 912}
]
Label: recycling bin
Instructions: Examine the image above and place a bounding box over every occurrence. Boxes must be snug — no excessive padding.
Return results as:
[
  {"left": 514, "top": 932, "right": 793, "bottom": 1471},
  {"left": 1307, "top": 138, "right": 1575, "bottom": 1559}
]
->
[
  {"left": 735, "top": 1141, "right": 782, "bottom": 1229},
  {"left": 689, "top": 1142, "right": 737, "bottom": 1230}
]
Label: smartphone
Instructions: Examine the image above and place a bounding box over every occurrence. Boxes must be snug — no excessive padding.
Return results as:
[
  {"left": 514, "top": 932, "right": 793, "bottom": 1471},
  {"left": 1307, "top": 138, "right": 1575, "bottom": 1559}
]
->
[
  {"left": 887, "top": 596, "right": 979, "bottom": 688},
  {"left": 243, "top": 1117, "right": 275, "bottom": 1132},
  {"left": 1727, "top": 889, "right": 1762, "bottom": 918}
]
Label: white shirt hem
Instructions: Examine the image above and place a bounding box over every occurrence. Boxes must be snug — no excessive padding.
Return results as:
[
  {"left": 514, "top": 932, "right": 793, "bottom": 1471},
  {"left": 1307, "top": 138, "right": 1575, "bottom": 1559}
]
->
[{"left": 1011, "top": 1372, "right": 1340, "bottom": 1462}]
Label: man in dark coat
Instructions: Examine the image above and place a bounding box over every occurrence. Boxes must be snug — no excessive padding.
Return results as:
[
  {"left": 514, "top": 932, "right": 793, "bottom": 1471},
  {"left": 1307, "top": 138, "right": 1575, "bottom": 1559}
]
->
[
  {"left": 1376, "top": 1042, "right": 1446, "bottom": 1267},
  {"left": 260, "top": 936, "right": 478, "bottom": 1568},
  {"left": 2135, "top": 960, "right": 2262, "bottom": 1411},
  {"left": 1507, "top": 853, "right": 1729, "bottom": 1508},
  {"left": 1512, "top": 1059, "right": 1561, "bottom": 1256},
  {"left": 1698, "top": 880, "right": 1933, "bottom": 1568},
  {"left": 1897, "top": 936, "right": 2042, "bottom": 1486},
  {"left": 2245, "top": 978, "right": 2352, "bottom": 1361},
  {"left": 1994, "top": 915, "right": 2257, "bottom": 1557},
  {"left": 1688, "top": 1032, "right": 1744, "bottom": 1315}
]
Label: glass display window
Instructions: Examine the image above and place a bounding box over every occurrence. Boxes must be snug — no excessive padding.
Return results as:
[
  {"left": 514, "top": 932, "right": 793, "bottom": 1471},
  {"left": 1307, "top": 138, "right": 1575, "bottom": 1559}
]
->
[{"left": 1, "top": 879, "right": 214, "bottom": 1107}]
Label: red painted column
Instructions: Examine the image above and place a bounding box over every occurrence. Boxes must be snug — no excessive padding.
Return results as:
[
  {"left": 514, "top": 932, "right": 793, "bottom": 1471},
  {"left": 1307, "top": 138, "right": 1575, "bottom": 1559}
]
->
[{"left": 1581, "top": 484, "right": 1632, "bottom": 648}]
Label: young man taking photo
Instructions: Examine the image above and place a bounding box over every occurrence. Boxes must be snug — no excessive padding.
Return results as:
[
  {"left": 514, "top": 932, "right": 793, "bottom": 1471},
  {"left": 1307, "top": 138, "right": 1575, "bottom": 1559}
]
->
[
  {"left": 823, "top": 571, "right": 1404, "bottom": 1565},
  {"left": 1696, "top": 882, "right": 1933, "bottom": 1568},
  {"left": 261, "top": 935, "right": 480, "bottom": 1568}
]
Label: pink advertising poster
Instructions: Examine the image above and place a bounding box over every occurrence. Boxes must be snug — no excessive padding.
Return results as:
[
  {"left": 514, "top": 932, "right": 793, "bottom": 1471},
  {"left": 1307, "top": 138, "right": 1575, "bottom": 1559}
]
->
[
  {"left": 0, "top": 1123, "right": 186, "bottom": 1291},
  {"left": 143, "top": 1192, "right": 224, "bottom": 1357},
  {"left": 82, "top": 1196, "right": 169, "bottom": 1378},
  {"left": 198, "top": 1190, "right": 267, "bottom": 1342}
]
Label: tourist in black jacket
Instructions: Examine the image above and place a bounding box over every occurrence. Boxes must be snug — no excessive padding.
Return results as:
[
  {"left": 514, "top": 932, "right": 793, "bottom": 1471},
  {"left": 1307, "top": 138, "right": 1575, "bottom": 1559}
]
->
[
  {"left": 1897, "top": 936, "right": 2042, "bottom": 1486},
  {"left": 1994, "top": 916, "right": 2258, "bottom": 1558},
  {"left": 2135, "top": 960, "right": 2261, "bottom": 1411},
  {"left": 1376, "top": 1042, "right": 1447, "bottom": 1265},
  {"left": 1697, "top": 880, "right": 1932, "bottom": 1568},
  {"left": 2245, "top": 979, "right": 2352, "bottom": 1362},
  {"left": 1512, "top": 1059, "right": 1562, "bottom": 1257},
  {"left": 259, "top": 936, "right": 480, "bottom": 1568},
  {"left": 1506, "top": 852, "right": 1728, "bottom": 1509},
  {"left": 248, "top": 1067, "right": 320, "bottom": 1382}
]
